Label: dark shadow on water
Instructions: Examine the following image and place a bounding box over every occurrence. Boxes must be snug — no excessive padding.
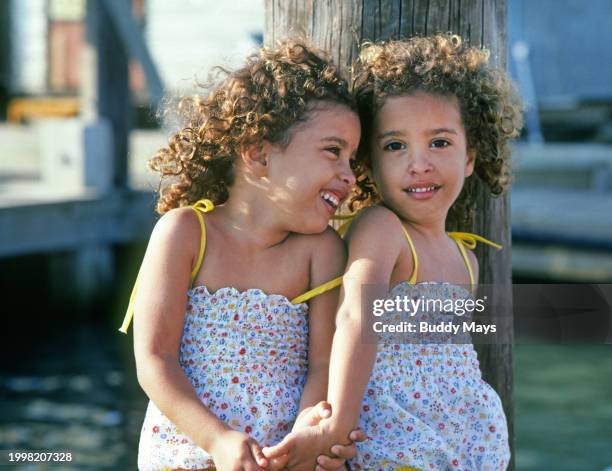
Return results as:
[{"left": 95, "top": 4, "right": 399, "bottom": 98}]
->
[
  {"left": 1, "top": 322, "right": 147, "bottom": 470},
  {"left": 0, "top": 245, "right": 148, "bottom": 470}
]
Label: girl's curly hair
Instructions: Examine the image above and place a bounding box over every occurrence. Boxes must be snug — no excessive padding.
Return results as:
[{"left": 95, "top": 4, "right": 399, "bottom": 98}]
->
[
  {"left": 350, "top": 34, "right": 523, "bottom": 227},
  {"left": 150, "top": 39, "right": 356, "bottom": 214}
]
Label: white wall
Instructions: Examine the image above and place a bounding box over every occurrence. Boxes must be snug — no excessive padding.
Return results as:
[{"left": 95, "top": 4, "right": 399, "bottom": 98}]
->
[
  {"left": 145, "top": 0, "right": 264, "bottom": 93},
  {"left": 10, "top": 0, "right": 48, "bottom": 95}
]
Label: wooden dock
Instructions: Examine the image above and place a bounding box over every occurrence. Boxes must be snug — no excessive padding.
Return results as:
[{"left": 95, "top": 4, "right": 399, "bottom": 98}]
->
[
  {"left": 511, "top": 143, "right": 612, "bottom": 281},
  {"left": 0, "top": 126, "right": 164, "bottom": 256},
  {"left": 2, "top": 129, "right": 612, "bottom": 281}
]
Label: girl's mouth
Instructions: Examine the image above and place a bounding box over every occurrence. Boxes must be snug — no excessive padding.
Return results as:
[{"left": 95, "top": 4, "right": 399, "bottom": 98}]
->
[
  {"left": 320, "top": 190, "right": 340, "bottom": 213},
  {"left": 403, "top": 184, "right": 441, "bottom": 199}
]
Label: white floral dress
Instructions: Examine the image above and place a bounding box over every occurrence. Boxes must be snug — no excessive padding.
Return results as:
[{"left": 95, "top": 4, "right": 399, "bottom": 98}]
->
[
  {"left": 350, "top": 282, "right": 510, "bottom": 471},
  {"left": 138, "top": 285, "right": 309, "bottom": 470}
]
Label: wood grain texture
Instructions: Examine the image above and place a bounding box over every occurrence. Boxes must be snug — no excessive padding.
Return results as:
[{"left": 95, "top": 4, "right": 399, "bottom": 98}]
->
[
  {"left": 265, "top": 0, "right": 362, "bottom": 75},
  {"left": 265, "top": 2, "right": 514, "bottom": 468}
]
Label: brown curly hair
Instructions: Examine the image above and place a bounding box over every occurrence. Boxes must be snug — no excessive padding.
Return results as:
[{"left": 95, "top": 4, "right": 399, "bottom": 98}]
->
[
  {"left": 350, "top": 34, "right": 523, "bottom": 227},
  {"left": 149, "top": 39, "right": 356, "bottom": 214}
]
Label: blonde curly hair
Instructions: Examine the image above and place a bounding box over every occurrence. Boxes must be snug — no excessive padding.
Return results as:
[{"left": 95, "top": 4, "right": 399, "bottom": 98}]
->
[
  {"left": 150, "top": 39, "right": 356, "bottom": 214},
  {"left": 351, "top": 34, "right": 523, "bottom": 227}
]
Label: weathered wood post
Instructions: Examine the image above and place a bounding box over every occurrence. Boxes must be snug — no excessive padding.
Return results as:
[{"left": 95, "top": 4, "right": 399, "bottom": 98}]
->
[{"left": 265, "top": 1, "right": 515, "bottom": 468}]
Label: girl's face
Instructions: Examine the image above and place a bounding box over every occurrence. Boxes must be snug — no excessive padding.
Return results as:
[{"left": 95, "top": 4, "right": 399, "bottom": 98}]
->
[
  {"left": 265, "top": 101, "right": 360, "bottom": 233},
  {"left": 369, "top": 92, "right": 474, "bottom": 226}
]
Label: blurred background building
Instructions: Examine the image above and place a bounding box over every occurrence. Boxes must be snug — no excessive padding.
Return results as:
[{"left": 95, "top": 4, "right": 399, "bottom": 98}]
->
[
  {"left": 0, "top": 1, "right": 610, "bottom": 469},
  {"left": 508, "top": 0, "right": 612, "bottom": 283}
]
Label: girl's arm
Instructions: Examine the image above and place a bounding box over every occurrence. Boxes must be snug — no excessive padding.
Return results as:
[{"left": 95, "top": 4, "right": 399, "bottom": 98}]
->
[
  {"left": 296, "top": 227, "right": 346, "bottom": 414},
  {"left": 467, "top": 249, "right": 479, "bottom": 284},
  {"left": 324, "top": 207, "right": 406, "bottom": 443},
  {"left": 133, "top": 208, "right": 267, "bottom": 469}
]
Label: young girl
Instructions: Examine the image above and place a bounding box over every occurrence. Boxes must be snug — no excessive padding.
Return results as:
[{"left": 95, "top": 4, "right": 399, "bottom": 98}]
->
[
  {"left": 118, "top": 40, "right": 365, "bottom": 471},
  {"left": 263, "top": 35, "right": 523, "bottom": 470}
]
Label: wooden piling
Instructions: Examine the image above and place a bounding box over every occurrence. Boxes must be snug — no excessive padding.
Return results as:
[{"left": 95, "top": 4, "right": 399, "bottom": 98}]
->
[{"left": 265, "top": 1, "right": 515, "bottom": 467}]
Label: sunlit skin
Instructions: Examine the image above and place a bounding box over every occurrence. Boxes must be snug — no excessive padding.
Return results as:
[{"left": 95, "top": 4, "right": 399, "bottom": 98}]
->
[
  {"left": 370, "top": 92, "right": 474, "bottom": 235},
  {"left": 199, "top": 102, "right": 360, "bottom": 295},
  {"left": 369, "top": 92, "right": 478, "bottom": 284},
  {"left": 237, "top": 101, "right": 360, "bottom": 237},
  {"left": 133, "top": 101, "right": 366, "bottom": 471}
]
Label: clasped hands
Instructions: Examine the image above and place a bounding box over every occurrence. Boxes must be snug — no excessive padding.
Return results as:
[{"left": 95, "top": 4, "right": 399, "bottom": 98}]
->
[
  {"left": 262, "top": 401, "right": 360, "bottom": 471},
  {"left": 209, "top": 400, "right": 363, "bottom": 471}
]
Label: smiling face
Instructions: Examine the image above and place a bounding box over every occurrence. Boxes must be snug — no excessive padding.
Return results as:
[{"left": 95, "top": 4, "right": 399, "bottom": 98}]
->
[
  {"left": 264, "top": 101, "right": 360, "bottom": 233},
  {"left": 369, "top": 92, "right": 474, "bottom": 226}
]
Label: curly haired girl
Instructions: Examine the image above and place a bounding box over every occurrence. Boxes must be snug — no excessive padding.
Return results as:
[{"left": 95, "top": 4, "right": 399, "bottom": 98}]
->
[
  {"left": 119, "top": 39, "right": 365, "bottom": 471},
  {"left": 263, "top": 34, "right": 523, "bottom": 470}
]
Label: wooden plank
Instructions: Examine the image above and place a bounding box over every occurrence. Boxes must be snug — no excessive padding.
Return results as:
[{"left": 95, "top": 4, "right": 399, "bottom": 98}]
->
[
  {"left": 361, "top": 0, "right": 378, "bottom": 41},
  {"left": 264, "top": 0, "right": 314, "bottom": 47},
  {"left": 378, "top": 0, "right": 401, "bottom": 40},
  {"left": 512, "top": 143, "right": 612, "bottom": 169},
  {"left": 512, "top": 143, "right": 612, "bottom": 191},
  {"left": 511, "top": 188, "right": 612, "bottom": 243},
  {"left": 426, "top": 0, "right": 454, "bottom": 35},
  {"left": 513, "top": 244, "right": 612, "bottom": 282},
  {"left": 0, "top": 190, "right": 157, "bottom": 257},
  {"left": 397, "top": 0, "right": 416, "bottom": 37},
  {"left": 265, "top": 0, "right": 361, "bottom": 76}
]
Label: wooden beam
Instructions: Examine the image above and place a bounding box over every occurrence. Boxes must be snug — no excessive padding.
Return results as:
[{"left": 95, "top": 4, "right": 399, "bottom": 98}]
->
[
  {"left": 83, "top": 0, "right": 131, "bottom": 188},
  {"left": 100, "top": 0, "right": 164, "bottom": 107},
  {"left": 0, "top": 190, "right": 156, "bottom": 258}
]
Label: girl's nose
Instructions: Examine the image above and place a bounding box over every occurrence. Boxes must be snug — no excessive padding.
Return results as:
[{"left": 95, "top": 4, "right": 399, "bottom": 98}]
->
[
  {"left": 339, "top": 160, "right": 357, "bottom": 187},
  {"left": 408, "top": 149, "right": 433, "bottom": 174}
]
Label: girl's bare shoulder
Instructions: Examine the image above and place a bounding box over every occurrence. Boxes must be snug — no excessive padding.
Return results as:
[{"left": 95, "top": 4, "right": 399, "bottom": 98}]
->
[
  {"left": 290, "top": 226, "right": 346, "bottom": 267},
  {"left": 464, "top": 245, "right": 479, "bottom": 281},
  {"left": 345, "top": 205, "right": 404, "bottom": 246},
  {"left": 147, "top": 206, "right": 203, "bottom": 262}
]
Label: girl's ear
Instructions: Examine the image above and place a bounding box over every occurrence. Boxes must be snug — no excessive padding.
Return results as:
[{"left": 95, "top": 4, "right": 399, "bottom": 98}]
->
[
  {"left": 465, "top": 149, "right": 475, "bottom": 177},
  {"left": 240, "top": 142, "right": 270, "bottom": 177}
]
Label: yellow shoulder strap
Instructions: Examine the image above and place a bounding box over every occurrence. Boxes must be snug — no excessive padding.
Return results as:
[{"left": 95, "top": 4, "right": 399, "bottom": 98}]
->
[
  {"left": 290, "top": 275, "right": 343, "bottom": 305},
  {"left": 453, "top": 237, "right": 476, "bottom": 289},
  {"left": 190, "top": 199, "right": 215, "bottom": 282},
  {"left": 332, "top": 212, "right": 358, "bottom": 237},
  {"left": 446, "top": 232, "right": 503, "bottom": 251},
  {"left": 288, "top": 211, "right": 358, "bottom": 305},
  {"left": 400, "top": 225, "right": 419, "bottom": 285},
  {"left": 447, "top": 232, "right": 502, "bottom": 291},
  {"left": 118, "top": 199, "right": 215, "bottom": 334}
]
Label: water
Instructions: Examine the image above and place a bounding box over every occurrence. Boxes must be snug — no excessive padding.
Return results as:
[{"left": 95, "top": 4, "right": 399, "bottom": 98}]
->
[
  {"left": 515, "top": 344, "right": 612, "bottom": 471},
  {"left": 2, "top": 325, "right": 612, "bottom": 470},
  {"left": 0, "top": 325, "right": 146, "bottom": 470}
]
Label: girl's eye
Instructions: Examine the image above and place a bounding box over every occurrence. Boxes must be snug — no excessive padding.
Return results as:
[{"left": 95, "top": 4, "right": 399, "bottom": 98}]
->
[
  {"left": 431, "top": 139, "right": 450, "bottom": 149},
  {"left": 325, "top": 146, "right": 341, "bottom": 157},
  {"left": 383, "top": 141, "right": 405, "bottom": 151}
]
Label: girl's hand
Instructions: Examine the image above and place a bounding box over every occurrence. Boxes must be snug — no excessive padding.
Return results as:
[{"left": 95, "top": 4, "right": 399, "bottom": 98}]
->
[
  {"left": 298, "top": 401, "right": 367, "bottom": 471},
  {"left": 264, "top": 401, "right": 366, "bottom": 471},
  {"left": 263, "top": 421, "right": 328, "bottom": 471},
  {"left": 209, "top": 429, "right": 269, "bottom": 471},
  {"left": 288, "top": 401, "right": 367, "bottom": 471}
]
